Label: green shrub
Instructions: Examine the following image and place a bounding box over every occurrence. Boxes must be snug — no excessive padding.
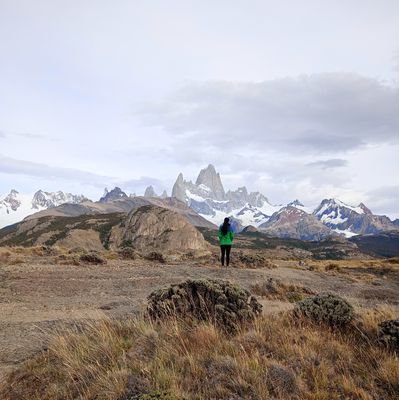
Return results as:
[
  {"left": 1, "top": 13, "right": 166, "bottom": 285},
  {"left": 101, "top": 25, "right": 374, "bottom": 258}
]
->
[
  {"left": 147, "top": 279, "right": 262, "bottom": 333},
  {"left": 295, "top": 293, "right": 354, "bottom": 327}
]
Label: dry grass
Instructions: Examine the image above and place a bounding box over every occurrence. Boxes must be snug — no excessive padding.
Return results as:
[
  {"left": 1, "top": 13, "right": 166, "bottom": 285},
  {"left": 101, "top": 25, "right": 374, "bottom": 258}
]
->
[
  {"left": 1, "top": 307, "right": 398, "bottom": 400},
  {"left": 251, "top": 278, "right": 315, "bottom": 302}
]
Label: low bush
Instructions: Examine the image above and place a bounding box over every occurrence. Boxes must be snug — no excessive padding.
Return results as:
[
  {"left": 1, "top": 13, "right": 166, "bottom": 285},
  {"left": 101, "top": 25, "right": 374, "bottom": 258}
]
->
[
  {"left": 378, "top": 319, "right": 399, "bottom": 352},
  {"left": 147, "top": 279, "right": 262, "bottom": 333},
  {"left": 295, "top": 293, "right": 354, "bottom": 327},
  {"left": 144, "top": 252, "right": 166, "bottom": 263},
  {"left": 79, "top": 253, "right": 106, "bottom": 265}
]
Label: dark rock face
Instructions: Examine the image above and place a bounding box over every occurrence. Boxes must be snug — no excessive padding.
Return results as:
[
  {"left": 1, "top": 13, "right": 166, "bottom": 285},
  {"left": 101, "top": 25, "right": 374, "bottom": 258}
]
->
[
  {"left": 147, "top": 279, "right": 262, "bottom": 333},
  {"left": 393, "top": 219, "right": 399, "bottom": 227},
  {"left": 99, "top": 187, "right": 128, "bottom": 203},
  {"left": 259, "top": 206, "right": 332, "bottom": 241},
  {"left": 287, "top": 199, "right": 304, "bottom": 208}
]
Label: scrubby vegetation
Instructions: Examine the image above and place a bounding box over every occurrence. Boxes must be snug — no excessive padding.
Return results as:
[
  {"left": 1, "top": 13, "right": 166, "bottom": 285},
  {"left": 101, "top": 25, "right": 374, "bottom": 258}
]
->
[
  {"left": 378, "top": 318, "right": 399, "bottom": 352},
  {"left": 79, "top": 252, "right": 107, "bottom": 265},
  {"left": 295, "top": 293, "right": 355, "bottom": 327},
  {"left": 1, "top": 305, "right": 398, "bottom": 400},
  {"left": 147, "top": 279, "right": 262, "bottom": 333}
]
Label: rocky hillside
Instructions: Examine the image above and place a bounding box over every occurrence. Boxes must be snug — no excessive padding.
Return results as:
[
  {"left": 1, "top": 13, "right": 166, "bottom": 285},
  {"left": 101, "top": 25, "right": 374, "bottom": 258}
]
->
[
  {"left": 24, "top": 196, "right": 215, "bottom": 229},
  {"left": 349, "top": 232, "right": 399, "bottom": 258},
  {"left": 259, "top": 206, "right": 333, "bottom": 241},
  {"left": 0, "top": 205, "right": 210, "bottom": 254},
  {"left": 109, "top": 205, "right": 210, "bottom": 253}
]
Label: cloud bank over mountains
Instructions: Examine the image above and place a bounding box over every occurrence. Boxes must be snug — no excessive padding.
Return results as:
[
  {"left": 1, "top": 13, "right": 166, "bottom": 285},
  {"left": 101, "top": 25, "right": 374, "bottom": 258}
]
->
[{"left": 139, "top": 73, "right": 399, "bottom": 154}]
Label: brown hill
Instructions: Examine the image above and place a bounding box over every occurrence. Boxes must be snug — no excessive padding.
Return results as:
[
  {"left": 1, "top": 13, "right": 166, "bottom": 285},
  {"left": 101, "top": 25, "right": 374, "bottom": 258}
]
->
[
  {"left": 24, "top": 197, "right": 215, "bottom": 229},
  {"left": 260, "top": 206, "right": 333, "bottom": 241},
  {"left": 0, "top": 205, "right": 211, "bottom": 255}
]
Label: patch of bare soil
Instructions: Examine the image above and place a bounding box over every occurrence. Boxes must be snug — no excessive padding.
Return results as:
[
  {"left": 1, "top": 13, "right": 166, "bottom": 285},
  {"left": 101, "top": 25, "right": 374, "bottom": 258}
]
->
[{"left": 0, "top": 254, "right": 398, "bottom": 380}]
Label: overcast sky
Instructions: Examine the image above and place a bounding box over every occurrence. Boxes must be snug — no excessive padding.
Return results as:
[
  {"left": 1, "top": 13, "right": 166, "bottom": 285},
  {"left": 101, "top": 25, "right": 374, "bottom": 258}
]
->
[{"left": 1, "top": 0, "right": 399, "bottom": 218}]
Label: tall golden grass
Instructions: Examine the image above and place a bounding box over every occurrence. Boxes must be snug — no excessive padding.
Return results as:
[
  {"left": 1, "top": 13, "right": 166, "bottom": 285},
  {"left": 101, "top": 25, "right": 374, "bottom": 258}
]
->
[{"left": 1, "top": 306, "right": 398, "bottom": 400}]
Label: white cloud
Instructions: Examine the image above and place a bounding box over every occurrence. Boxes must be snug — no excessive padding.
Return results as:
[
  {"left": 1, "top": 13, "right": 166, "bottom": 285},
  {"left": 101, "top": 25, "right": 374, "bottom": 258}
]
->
[{"left": 0, "top": 154, "right": 113, "bottom": 186}]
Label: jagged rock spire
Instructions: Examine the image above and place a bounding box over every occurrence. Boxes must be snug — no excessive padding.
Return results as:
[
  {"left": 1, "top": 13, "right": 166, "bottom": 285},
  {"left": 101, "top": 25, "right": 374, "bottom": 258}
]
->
[
  {"left": 172, "top": 172, "right": 186, "bottom": 202},
  {"left": 144, "top": 185, "right": 157, "bottom": 198},
  {"left": 195, "top": 164, "right": 225, "bottom": 200}
]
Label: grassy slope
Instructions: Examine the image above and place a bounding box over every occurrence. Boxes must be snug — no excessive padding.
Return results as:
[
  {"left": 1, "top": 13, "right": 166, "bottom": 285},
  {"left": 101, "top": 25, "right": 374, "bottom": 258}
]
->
[{"left": 1, "top": 308, "right": 398, "bottom": 400}]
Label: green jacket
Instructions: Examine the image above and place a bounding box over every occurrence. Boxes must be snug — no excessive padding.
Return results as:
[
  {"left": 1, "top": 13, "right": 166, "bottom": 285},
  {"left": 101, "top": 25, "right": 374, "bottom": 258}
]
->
[{"left": 218, "top": 226, "right": 234, "bottom": 245}]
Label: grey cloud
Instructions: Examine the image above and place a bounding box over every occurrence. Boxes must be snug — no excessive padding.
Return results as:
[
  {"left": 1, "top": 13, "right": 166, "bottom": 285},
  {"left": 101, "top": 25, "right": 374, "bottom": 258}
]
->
[
  {"left": 366, "top": 185, "right": 399, "bottom": 218},
  {"left": 0, "top": 154, "right": 113, "bottom": 187},
  {"left": 394, "top": 52, "right": 399, "bottom": 73},
  {"left": 121, "top": 176, "right": 166, "bottom": 195},
  {"left": 306, "top": 159, "right": 348, "bottom": 169},
  {"left": 138, "top": 73, "right": 399, "bottom": 154}
]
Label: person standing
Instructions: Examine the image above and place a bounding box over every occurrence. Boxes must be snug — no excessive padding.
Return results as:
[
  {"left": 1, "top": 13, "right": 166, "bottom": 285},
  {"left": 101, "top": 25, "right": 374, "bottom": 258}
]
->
[{"left": 218, "top": 217, "right": 234, "bottom": 267}]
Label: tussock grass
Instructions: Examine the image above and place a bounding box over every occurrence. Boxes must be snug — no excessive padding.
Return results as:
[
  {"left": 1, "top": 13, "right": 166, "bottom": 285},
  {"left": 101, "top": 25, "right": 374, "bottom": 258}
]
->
[
  {"left": 1, "top": 307, "right": 398, "bottom": 400},
  {"left": 251, "top": 278, "right": 315, "bottom": 302}
]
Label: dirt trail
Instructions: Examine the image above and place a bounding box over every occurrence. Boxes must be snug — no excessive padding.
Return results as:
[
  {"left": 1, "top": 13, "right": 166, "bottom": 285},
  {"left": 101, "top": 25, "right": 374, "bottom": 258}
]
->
[{"left": 0, "top": 259, "right": 398, "bottom": 380}]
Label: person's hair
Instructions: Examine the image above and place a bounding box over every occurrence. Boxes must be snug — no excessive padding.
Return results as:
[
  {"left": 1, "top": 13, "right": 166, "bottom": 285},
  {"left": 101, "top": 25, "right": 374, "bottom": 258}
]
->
[{"left": 221, "top": 217, "right": 230, "bottom": 235}]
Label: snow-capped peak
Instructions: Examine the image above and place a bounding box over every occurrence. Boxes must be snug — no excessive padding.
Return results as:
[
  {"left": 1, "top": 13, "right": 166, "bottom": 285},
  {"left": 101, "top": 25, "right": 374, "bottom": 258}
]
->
[
  {"left": 0, "top": 189, "right": 88, "bottom": 228},
  {"left": 315, "top": 198, "right": 366, "bottom": 216}
]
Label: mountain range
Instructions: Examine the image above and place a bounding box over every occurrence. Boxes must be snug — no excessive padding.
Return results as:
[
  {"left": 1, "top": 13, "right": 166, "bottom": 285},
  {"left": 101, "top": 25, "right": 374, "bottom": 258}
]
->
[
  {"left": 1, "top": 164, "right": 398, "bottom": 240},
  {"left": 170, "top": 165, "right": 398, "bottom": 239}
]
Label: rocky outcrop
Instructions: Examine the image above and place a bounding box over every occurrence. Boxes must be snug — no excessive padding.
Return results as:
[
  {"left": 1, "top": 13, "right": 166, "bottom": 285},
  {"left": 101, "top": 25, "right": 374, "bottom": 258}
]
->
[
  {"left": 99, "top": 187, "right": 127, "bottom": 203},
  {"left": 109, "top": 205, "right": 210, "bottom": 253},
  {"left": 259, "top": 206, "right": 332, "bottom": 241}
]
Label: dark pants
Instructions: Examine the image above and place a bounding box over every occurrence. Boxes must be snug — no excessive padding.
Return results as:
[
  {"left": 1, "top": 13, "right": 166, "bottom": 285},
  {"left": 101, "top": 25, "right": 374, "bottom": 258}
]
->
[{"left": 220, "top": 245, "right": 232, "bottom": 266}]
